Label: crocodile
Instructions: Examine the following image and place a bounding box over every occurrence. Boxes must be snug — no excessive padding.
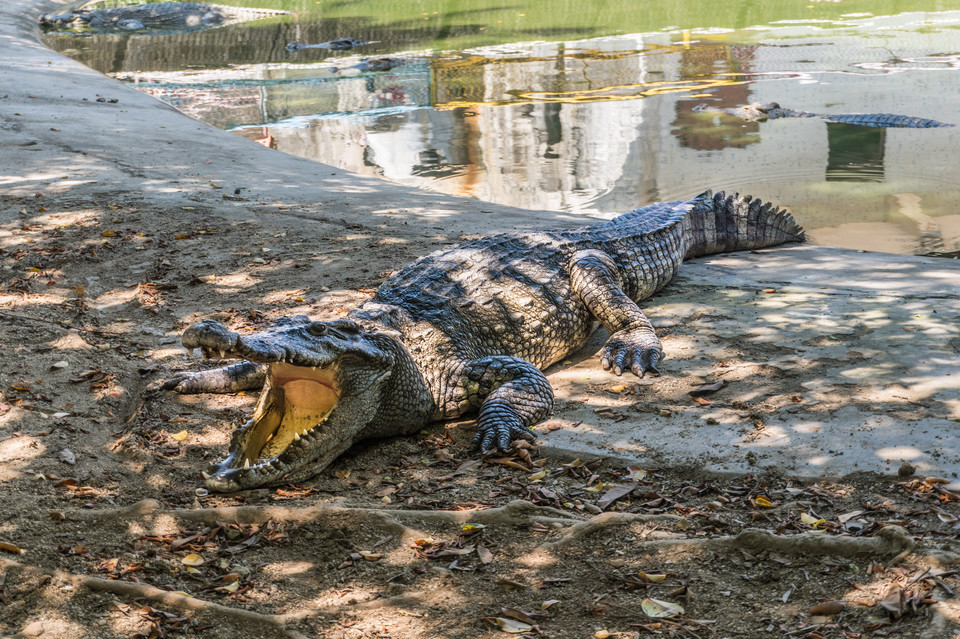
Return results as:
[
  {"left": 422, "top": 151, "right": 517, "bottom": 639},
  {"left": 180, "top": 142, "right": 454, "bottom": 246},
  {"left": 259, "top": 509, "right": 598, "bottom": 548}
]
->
[
  {"left": 694, "top": 102, "right": 955, "bottom": 128},
  {"left": 165, "top": 191, "right": 805, "bottom": 492},
  {"left": 286, "top": 38, "right": 378, "bottom": 52},
  {"left": 39, "top": 2, "right": 291, "bottom": 32}
]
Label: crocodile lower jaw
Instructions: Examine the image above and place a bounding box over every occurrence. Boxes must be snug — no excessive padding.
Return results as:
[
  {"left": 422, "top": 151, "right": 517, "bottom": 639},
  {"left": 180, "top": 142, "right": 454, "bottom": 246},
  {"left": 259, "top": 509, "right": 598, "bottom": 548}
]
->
[{"left": 204, "top": 362, "right": 340, "bottom": 491}]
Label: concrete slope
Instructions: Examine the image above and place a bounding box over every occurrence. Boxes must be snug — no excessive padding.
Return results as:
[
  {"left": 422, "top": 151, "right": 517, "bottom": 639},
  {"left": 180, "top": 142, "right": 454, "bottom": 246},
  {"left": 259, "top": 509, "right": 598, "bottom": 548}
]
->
[{"left": 544, "top": 245, "right": 960, "bottom": 478}]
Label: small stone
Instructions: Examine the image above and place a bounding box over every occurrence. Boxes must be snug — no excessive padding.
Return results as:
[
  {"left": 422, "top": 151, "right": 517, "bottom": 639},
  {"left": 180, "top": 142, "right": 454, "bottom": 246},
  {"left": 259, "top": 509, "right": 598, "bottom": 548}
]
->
[
  {"left": 58, "top": 448, "right": 76, "bottom": 465},
  {"left": 898, "top": 461, "right": 916, "bottom": 477}
]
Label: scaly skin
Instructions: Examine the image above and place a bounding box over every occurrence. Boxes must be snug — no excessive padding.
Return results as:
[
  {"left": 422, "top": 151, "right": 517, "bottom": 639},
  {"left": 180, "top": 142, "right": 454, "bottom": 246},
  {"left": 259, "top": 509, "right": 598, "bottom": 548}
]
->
[
  {"left": 165, "top": 190, "right": 806, "bottom": 492},
  {"left": 39, "top": 3, "right": 291, "bottom": 32},
  {"left": 694, "top": 102, "right": 955, "bottom": 128}
]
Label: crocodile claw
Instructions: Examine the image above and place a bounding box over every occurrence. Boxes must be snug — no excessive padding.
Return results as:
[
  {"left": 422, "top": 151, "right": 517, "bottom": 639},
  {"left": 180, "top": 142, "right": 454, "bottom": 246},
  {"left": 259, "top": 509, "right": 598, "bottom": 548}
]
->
[
  {"left": 600, "top": 327, "right": 664, "bottom": 378},
  {"left": 471, "top": 418, "right": 536, "bottom": 453}
]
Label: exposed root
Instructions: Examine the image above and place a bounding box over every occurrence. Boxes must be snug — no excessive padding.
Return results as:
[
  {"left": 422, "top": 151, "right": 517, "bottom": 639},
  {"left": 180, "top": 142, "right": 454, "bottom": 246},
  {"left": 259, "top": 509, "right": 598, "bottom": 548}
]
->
[
  {"left": 538, "top": 511, "right": 687, "bottom": 549},
  {"left": 70, "top": 498, "right": 580, "bottom": 529},
  {"left": 544, "top": 518, "right": 914, "bottom": 559},
  {"left": 0, "top": 557, "right": 309, "bottom": 639},
  {"left": 734, "top": 524, "right": 914, "bottom": 558}
]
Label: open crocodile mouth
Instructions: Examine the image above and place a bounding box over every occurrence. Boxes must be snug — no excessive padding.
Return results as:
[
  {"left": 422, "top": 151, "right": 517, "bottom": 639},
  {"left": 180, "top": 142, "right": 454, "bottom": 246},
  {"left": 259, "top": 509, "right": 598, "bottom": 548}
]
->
[{"left": 205, "top": 361, "right": 340, "bottom": 488}]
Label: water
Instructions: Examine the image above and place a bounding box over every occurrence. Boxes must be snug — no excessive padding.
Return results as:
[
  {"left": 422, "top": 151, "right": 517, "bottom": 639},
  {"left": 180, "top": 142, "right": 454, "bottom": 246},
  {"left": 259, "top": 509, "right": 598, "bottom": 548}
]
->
[{"left": 45, "top": 1, "right": 960, "bottom": 257}]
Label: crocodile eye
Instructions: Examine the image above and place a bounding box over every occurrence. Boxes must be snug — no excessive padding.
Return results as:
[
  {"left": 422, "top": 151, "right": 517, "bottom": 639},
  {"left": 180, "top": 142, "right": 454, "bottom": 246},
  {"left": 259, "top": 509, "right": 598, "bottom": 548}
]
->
[
  {"left": 328, "top": 319, "right": 362, "bottom": 333},
  {"left": 306, "top": 322, "right": 328, "bottom": 336}
]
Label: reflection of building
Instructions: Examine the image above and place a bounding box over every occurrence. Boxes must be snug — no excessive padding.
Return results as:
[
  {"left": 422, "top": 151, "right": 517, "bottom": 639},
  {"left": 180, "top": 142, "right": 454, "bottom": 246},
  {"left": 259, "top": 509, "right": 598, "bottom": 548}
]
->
[
  {"left": 50, "top": 15, "right": 960, "bottom": 255},
  {"left": 672, "top": 44, "right": 759, "bottom": 150}
]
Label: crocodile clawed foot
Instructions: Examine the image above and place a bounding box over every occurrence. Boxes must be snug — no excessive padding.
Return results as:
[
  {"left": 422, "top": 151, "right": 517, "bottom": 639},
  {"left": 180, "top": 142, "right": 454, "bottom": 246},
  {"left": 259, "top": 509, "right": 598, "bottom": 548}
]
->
[
  {"left": 160, "top": 372, "right": 203, "bottom": 394},
  {"left": 471, "top": 418, "right": 536, "bottom": 454},
  {"left": 600, "top": 327, "right": 664, "bottom": 378}
]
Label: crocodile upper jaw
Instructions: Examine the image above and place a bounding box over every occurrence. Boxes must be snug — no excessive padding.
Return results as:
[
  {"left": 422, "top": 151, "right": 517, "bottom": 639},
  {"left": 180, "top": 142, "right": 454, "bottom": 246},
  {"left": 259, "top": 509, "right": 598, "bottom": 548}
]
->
[{"left": 204, "top": 362, "right": 340, "bottom": 491}]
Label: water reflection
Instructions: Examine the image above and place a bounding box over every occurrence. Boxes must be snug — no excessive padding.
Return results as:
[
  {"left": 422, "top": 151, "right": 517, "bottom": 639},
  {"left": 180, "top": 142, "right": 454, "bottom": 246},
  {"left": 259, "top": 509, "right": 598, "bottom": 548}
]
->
[
  {"left": 825, "top": 124, "right": 885, "bottom": 183},
  {"left": 44, "top": 9, "right": 960, "bottom": 256}
]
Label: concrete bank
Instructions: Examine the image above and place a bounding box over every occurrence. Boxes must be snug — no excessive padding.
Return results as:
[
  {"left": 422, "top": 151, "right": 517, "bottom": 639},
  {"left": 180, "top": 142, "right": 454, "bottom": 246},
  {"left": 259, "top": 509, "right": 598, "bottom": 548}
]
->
[{"left": 2, "top": 0, "right": 958, "bottom": 480}]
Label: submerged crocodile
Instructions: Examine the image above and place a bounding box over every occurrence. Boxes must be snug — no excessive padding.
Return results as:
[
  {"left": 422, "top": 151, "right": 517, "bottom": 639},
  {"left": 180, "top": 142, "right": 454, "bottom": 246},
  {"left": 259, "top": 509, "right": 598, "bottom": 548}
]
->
[
  {"left": 165, "top": 191, "right": 805, "bottom": 492},
  {"left": 39, "top": 2, "right": 291, "bottom": 32},
  {"left": 694, "top": 102, "right": 955, "bottom": 128},
  {"left": 286, "top": 38, "right": 378, "bottom": 52}
]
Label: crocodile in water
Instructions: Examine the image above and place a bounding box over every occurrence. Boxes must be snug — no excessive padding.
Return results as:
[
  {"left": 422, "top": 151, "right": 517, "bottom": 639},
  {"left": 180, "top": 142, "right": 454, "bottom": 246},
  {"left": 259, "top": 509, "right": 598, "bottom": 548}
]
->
[
  {"left": 694, "top": 102, "right": 954, "bottom": 128},
  {"left": 39, "top": 2, "right": 291, "bottom": 32},
  {"left": 286, "top": 38, "right": 378, "bottom": 52},
  {"left": 165, "top": 191, "right": 805, "bottom": 492}
]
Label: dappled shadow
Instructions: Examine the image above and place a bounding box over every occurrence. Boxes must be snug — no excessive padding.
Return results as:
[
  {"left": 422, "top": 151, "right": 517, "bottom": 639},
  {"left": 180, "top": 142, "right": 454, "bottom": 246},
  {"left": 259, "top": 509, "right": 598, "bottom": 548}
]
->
[
  {"left": 4, "top": 2, "right": 960, "bottom": 637},
  {"left": 541, "top": 244, "right": 960, "bottom": 478}
]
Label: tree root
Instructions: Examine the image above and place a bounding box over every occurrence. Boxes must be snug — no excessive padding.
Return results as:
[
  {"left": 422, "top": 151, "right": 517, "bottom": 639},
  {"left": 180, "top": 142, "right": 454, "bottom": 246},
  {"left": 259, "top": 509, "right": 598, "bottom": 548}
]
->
[
  {"left": 0, "top": 557, "right": 310, "bottom": 639},
  {"left": 65, "top": 500, "right": 914, "bottom": 562},
  {"left": 71, "top": 498, "right": 581, "bottom": 528},
  {"left": 543, "top": 516, "right": 914, "bottom": 559},
  {"left": 538, "top": 511, "right": 686, "bottom": 549},
  {"left": 734, "top": 524, "right": 914, "bottom": 558}
]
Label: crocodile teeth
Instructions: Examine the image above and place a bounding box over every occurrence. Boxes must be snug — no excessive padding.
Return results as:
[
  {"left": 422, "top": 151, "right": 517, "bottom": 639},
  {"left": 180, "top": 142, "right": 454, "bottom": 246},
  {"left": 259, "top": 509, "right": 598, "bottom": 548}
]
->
[
  {"left": 243, "top": 458, "right": 251, "bottom": 470},
  {"left": 293, "top": 432, "right": 301, "bottom": 441},
  {"left": 201, "top": 471, "right": 211, "bottom": 480},
  {"left": 218, "top": 349, "right": 226, "bottom": 359}
]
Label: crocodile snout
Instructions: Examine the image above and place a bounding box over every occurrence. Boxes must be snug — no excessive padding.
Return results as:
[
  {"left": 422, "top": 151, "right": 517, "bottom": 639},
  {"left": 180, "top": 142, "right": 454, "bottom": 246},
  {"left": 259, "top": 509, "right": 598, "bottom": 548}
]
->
[{"left": 181, "top": 320, "right": 239, "bottom": 357}]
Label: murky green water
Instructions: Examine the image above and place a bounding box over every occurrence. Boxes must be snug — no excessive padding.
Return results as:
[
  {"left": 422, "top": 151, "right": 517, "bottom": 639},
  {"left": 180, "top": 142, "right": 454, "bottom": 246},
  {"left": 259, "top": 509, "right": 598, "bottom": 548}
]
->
[{"left": 46, "top": 1, "right": 960, "bottom": 256}]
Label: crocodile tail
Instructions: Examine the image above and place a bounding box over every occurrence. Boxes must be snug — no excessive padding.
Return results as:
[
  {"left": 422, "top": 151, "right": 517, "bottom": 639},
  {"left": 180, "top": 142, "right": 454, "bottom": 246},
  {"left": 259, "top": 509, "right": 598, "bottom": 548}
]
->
[{"left": 682, "top": 190, "right": 805, "bottom": 259}]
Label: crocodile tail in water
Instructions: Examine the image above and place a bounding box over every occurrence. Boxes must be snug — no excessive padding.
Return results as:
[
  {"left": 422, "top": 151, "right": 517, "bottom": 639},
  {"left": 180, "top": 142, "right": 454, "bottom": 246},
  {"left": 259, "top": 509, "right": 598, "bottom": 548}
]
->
[{"left": 682, "top": 190, "right": 806, "bottom": 259}]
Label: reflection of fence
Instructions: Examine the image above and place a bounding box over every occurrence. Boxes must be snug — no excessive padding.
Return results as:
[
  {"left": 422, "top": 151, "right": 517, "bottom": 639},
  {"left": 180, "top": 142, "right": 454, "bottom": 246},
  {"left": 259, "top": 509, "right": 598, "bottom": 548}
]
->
[
  {"left": 125, "top": 62, "right": 433, "bottom": 129},
  {"left": 135, "top": 83, "right": 266, "bottom": 130}
]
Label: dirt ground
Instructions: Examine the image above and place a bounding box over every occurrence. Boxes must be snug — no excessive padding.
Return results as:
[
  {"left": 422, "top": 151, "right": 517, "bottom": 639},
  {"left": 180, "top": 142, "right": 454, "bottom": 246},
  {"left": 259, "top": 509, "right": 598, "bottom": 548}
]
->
[{"left": 1, "top": 190, "right": 960, "bottom": 639}]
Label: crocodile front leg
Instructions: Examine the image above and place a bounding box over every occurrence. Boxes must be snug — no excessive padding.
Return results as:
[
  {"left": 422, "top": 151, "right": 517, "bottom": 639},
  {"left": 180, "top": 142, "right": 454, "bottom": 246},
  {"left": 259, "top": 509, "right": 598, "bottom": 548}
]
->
[
  {"left": 569, "top": 249, "right": 663, "bottom": 377},
  {"left": 455, "top": 356, "right": 554, "bottom": 452},
  {"left": 163, "top": 361, "right": 267, "bottom": 393}
]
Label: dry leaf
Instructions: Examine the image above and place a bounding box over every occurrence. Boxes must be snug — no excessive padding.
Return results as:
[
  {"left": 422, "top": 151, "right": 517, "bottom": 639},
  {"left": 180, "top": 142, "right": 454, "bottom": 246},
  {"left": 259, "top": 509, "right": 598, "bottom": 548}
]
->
[
  {"left": 500, "top": 608, "right": 541, "bottom": 625},
  {"left": 625, "top": 465, "right": 647, "bottom": 481},
  {"left": 477, "top": 545, "right": 494, "bottom": 564},
  {"left": 641, "top": 597, "right": 684, "bottom": 618},
  {"left": 482, "top": 617, "right": 532, "bottom": 633},
  {"left": 170, "top": 430, "right": 188, "bottom": 441},
  {"left": 689, "top": 380, "right": 725, "bottom": 396},
  {"left": 801, "top": 512, "right": 825, "bottom": 527},
  {"left": 597, "top": 481, "right": 639, "bottom": 510},
  {"left": 879, "top": 585, "right": 904, "bottom": 619},
  {"left": 808, "top": 600, "right": 846, "bottom": 615},
  {"left": 181, "top": 553, "right": 204, "bottom": 566},
  {"left": 0, "top": 541, "right": 24, "bottom": 554}
]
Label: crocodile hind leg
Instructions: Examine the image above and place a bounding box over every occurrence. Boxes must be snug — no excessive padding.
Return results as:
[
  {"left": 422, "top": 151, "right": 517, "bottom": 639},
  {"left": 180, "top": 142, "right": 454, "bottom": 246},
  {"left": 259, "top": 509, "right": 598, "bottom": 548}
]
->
[
  {"left": 162, "top": 361, "right": 267, "bottom": 394},
  {"left": 569, "top": 249, "right": 664, "bottom": 377},
  {"left": 458, "top": 356, "right": 555, "bottom": 452}
]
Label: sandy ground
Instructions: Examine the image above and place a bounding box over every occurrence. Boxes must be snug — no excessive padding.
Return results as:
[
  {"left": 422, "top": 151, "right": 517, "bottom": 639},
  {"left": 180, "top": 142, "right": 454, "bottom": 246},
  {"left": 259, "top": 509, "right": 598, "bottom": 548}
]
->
[{"left": 2, "top": 1, "right": 960, "bottom": 638}]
